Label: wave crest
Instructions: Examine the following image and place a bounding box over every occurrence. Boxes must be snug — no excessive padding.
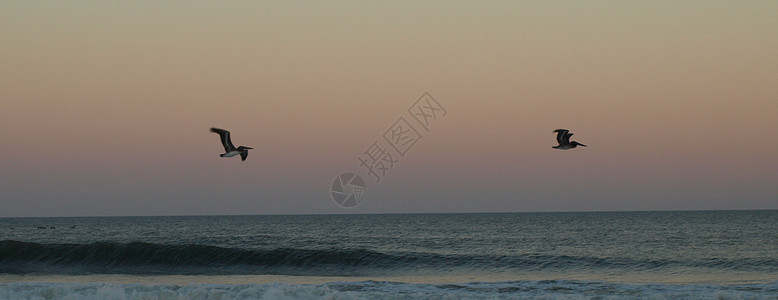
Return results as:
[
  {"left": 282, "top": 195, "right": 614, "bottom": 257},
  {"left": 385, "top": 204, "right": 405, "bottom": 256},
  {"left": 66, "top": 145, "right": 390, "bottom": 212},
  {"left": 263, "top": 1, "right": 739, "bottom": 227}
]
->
[{"left": 1, "top": 240, "right": 775, "bottom": 276}]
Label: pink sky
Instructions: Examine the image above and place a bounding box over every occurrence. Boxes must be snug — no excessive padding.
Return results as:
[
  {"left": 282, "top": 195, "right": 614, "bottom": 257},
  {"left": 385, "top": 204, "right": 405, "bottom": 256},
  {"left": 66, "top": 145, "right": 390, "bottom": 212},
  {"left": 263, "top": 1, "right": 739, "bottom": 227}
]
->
[{"left": 1, "top": 1, "right": 776, "bottom": 216}]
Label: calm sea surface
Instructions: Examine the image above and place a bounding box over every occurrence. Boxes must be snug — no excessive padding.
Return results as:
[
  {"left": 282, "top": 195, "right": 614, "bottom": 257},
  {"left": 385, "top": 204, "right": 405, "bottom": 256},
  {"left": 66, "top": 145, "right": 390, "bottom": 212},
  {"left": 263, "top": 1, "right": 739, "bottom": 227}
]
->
[{"left": 1, "top": 211, "right": 777, "bottom": 299}]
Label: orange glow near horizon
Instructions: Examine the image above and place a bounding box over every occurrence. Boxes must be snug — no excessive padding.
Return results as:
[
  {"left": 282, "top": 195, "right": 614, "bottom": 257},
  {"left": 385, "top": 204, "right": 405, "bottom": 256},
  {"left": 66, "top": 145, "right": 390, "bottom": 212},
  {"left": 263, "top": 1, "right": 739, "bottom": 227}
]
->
[{"left": 1, "top": 1, "right": 776, "bottom": 216}]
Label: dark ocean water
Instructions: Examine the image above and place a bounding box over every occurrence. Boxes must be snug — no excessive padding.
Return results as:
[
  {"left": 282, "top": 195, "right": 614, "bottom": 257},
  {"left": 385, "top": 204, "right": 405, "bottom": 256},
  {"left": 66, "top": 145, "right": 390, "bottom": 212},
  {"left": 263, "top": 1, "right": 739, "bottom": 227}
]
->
[{"left": 1, "top": 211, "right": 777, "bottom": 299}]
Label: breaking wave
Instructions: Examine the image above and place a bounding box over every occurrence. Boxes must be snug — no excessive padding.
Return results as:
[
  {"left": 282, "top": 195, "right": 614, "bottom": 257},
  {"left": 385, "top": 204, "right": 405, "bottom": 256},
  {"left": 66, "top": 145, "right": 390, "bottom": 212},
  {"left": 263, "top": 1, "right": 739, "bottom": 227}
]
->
[{"left": 1, "top": 240, "right": 775, "bottom": 276}]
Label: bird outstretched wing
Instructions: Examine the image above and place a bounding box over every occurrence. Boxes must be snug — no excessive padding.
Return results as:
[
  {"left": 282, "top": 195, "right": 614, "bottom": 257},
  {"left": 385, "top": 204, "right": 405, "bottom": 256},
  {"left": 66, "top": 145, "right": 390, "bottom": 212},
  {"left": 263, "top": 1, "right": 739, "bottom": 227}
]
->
[
  {"left": 553, "top": 129, "right": 569, "bottom": 145},
  {"left": 210, "top": 128, "right": 236, "bottom": 152},
  {"left": 563, "top": 132, "right": 573, "bottom": 144}
]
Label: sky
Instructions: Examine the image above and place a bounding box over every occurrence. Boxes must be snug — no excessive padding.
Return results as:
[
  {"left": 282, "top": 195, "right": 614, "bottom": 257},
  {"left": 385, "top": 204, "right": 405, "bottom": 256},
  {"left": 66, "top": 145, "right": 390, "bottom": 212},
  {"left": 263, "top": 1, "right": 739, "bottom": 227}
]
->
[{"left": 1, "top": 1, "right": 776, "bottom": 217}]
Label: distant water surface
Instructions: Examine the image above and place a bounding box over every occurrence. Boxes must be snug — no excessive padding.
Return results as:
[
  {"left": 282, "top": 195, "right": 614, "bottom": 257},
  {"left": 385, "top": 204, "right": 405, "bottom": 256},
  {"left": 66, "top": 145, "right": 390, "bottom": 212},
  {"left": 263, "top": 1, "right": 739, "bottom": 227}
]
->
[{"left": 1, "top": 211, "right": 776, "bottom": 299}]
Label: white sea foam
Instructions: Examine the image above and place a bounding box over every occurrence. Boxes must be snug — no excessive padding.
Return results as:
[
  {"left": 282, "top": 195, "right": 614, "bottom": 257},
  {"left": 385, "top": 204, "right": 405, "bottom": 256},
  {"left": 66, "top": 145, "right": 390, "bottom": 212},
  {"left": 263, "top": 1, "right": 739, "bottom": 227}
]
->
[{"left": 1, "top": 280, "right": 776, "bottom": 300}]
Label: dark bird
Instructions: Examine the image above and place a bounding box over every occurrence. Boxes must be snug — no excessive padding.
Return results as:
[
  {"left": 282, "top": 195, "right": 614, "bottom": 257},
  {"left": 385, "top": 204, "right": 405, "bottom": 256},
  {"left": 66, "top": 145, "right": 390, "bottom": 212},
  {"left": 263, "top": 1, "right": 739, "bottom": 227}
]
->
[
  {"left": 210, "top": 128, "right": 253, "bottom": 161},
  {"left": 553, "top": 129, "right": 586, "bottom": 150}
]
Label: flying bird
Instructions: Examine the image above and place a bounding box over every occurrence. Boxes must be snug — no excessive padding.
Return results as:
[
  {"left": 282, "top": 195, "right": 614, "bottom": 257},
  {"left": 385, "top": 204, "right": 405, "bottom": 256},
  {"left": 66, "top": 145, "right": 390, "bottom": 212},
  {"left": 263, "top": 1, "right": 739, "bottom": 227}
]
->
[
  {"left": 210, "top": 127, "right": 253, "bottom": 161},
  {"left": 553, "top": 129, "right": 586, "bottom": 150}
]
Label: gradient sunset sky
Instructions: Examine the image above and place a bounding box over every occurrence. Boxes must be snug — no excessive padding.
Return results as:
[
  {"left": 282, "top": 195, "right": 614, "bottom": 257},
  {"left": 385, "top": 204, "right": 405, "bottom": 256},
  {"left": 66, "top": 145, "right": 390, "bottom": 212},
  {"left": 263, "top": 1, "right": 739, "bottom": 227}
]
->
[{"left": 2, "top": 1, "right": 776, "bottom": 217}]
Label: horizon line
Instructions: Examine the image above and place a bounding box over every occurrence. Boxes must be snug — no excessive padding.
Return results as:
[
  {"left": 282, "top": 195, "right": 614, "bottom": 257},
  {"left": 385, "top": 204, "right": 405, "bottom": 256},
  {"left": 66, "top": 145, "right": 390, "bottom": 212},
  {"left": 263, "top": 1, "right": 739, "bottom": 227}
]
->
[{"left": 3, "top": 208, "right": 776, "bottom": 219}]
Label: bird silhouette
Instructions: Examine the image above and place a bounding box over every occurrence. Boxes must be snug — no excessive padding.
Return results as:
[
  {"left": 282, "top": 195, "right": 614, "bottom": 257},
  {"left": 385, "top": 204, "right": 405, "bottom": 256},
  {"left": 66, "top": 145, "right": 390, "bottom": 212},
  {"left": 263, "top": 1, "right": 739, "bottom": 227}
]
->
[
  {"left": 210, "top": 128, "right": 253, "bottom": 161},
  {"left": 553, "top": 129, "right": 586, "bottom": 150}
]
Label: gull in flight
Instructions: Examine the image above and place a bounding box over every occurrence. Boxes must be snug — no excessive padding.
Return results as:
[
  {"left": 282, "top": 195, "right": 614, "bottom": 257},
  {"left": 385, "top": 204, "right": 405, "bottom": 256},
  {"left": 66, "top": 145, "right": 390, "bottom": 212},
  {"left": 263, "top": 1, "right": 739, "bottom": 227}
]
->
[{"left": 210, "top": 128, "right": 253, "bottom": 161}]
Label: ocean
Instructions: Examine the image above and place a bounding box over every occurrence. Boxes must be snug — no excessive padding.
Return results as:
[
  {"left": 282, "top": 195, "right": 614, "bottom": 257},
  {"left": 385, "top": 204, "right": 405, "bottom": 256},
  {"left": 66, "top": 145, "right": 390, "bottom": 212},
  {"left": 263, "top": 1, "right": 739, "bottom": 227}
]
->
[{"left": 1, "top": 211, "right": 777, "bottom": 299}]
